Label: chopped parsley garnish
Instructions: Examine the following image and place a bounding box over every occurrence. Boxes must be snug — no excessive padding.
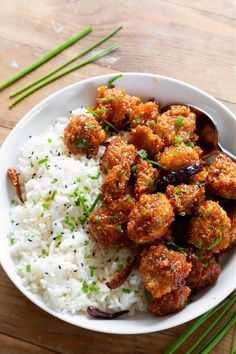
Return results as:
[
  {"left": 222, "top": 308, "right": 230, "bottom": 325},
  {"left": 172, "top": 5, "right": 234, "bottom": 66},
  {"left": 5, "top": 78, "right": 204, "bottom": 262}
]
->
[
  {"left": 26, "top": 264, "right": 31, "bottom": 273},
  {"left": 122, "top": 288, "right": 131, "bottom": 294},
  {"left": 175, "top": 116, "right": 185, "bottom": 126},
  {"left": 76, "top": 138, "right": 88, "bottom": 148},
  {"left": 107, "top": 74, "right": 123, "bottom": 88}
]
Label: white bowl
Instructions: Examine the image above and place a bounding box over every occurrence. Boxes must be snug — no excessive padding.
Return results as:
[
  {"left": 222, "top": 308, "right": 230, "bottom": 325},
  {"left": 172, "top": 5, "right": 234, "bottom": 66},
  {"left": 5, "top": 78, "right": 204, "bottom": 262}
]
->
[{"left": 0, "top": 73, "right": 235, "bottom": 334}]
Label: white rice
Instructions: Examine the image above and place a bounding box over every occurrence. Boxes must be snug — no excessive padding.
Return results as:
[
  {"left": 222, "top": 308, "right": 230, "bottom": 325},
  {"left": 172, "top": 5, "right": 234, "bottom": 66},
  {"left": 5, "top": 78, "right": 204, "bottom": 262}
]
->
[{"left": 9, "top": 108, "right": 147, "bottom": 315}]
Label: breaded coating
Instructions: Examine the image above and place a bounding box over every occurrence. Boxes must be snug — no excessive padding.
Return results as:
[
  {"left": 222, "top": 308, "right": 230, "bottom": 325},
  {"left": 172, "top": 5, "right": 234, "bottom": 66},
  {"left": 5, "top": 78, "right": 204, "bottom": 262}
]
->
[
  {"left": 158, "top": 145, "right": 201, "bottom": 171},
  {"left": 148, "top": 286, "right": 191, "bottom": 316},
  {"left": 166, "top": 184, "right": 205, "bottom": 214},
  {"left": 100, "top": 136, "right": 137, "bottom": 173},
  {"left": 186, "top": 248, "right": 221, "bottom": 289},
  {"left": 206, "top": 154, "right": 236, "bottom": 200},
  {"left": 139, "top": 245, "right": 192, "bottom": 298},
  {"left": 134, "top": 159, "right": 159, "bottom": 198},
  {"left": 188, "top": 201, "right": 231, "bottom": 253},
  {"left": 64, "top": 114, "right": 105, "bottom": 156},
  {"left": 190, "top": 167, "right": 208, "bottom": 185},
  {"left": 87, "top": 197, "right": 135, "bottom": 246},
  {"left": 127, "top": 193, "right": 174, "bottom": 244},
  {"left": 228, "top": 206, "right": 236, "bottom": 249},
  {"left": 155, "top": 105, "right": 197, "bottom": 146},
  {"left": 101, "top": 162, "right": 131, "bottom": 202},
  {"left": 130, "top": 101, "right": 160, "bottom": 129},
  {"left": 96, "top": 85, "right": 141, "bottom": 130},
  {"left": 129, "top": 125, "right": 164, "bottom": 158}
]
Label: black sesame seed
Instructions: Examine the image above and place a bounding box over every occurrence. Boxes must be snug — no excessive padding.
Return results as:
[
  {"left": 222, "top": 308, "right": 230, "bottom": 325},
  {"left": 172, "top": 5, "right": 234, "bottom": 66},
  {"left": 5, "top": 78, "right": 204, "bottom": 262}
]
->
[
  {"left": 73, "top": 269, "right": 78, "bottom": 272},
  {"left": 28, "top": 239, "right": 32, "bottom": 242},
  {"left": 81, "top": 263, "right": 84, "bottom": 267},
  {"left": 58, "top": 265, "right": 61, "bottom": 269},
  {"left": 45, "top": 272, "right": 49, "bottom": 275}
]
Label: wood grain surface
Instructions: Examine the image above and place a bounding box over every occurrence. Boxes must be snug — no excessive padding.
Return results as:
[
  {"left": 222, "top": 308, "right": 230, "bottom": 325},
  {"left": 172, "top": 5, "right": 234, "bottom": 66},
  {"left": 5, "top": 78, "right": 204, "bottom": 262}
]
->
[{"left": 0, "top": 0, "right": 235, "bottom": 353}]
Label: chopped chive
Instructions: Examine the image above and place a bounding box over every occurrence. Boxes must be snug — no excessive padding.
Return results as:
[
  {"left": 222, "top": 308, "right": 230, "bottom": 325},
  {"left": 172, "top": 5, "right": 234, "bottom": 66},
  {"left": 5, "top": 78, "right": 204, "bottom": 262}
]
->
[
  {"left": 107, "top": 73, "right": 123, "bottom": 88},
  {"left": 47, "top": 138, "right": 52, "bottom": 143},
  {"left": 150, "top": 120, "right": 157, "bottom": 127},
  {"left": 89, "top": 266, "right": 97, "bottom": 277},
  {"left": 147, "top": 158, "right": 162, "bottom": 167},
  {"left": 42, "top": 203, "right": 49, "bottom": 210},
  {"left": 89, "top": 281, "right": 100, "bottom": 292},
  {"left": 131, "top": 165, "right": 137, "bottom": 174},
  {"left": 0, "top": 26, "right": 93, "bottom": 91},
  {"left": 10, "top": 26, "right": 122, "bottom": 97},
  {"left": 116, "top": 225, "right": 123, "bottom": 233},
  {"left": 100, "top": 117, "right": 120, "bottom": 133},
  {"left": 50, "top": 190, "right": 57, "bottom": 200},
  {"left": 165, "top": 241, "right": 187, "bottom": 256},
  {"left": 85, "top": 254, "right": 91, "bottom": 260},
  {"left": 10, "top": 238, "right": 15, "bottom": 245},
  {"left": 80, "top": 193, "right": 102, "bottom": 225},
  {"left": 42, "top": 249, "right": 49, "bottom": 256},
  {"left": 100, "top": 97, "right": 123, "bottom": 102},
  {"left": 175, "top": 137, "right": 182, "bottom": 144},
  {"left": 186, "top": 141, "right": 195, "bottom": 147},
  {"left": 89, "top": 173, "right": 100, "bottom": 180},
  {"left": 117, "top": 264, "right": 124, "bottom": 271},
  {"left": 9, "top": 42, "right": 121, "bottom": 108},
  {"left": 26, "top": 264, "right": 31, "bottom": 273},
  {"left": 38, "top": 158, "right": 48, "bottom": 165},
  {"left": 94, "top": 216, "right": 101, "bottom": 222},
  {"left": 135, "top": 117, "right": 141, "bottom": 124},
  {"left": 81, "top": 280, "right": 89, "bottom": 293},
  {"left": 179, "top": 211, "right": 186, "bottom": 216},
  {"left": 230, "top": 324, "right": 236, "bottom": 354},
  {"left": 122, "top": 288, "right": 131, "bottom": 294},
  {"left": 206, "top": 237, "right": 223, "bottom": 250},
  {"left": 51, "top": 179, "right": 57, "bottom": 184}
]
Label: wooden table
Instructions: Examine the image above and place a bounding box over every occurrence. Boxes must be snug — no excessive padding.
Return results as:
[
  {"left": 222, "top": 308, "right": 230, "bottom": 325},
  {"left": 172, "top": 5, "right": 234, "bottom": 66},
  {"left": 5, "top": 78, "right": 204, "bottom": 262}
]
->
[{"left": 0, "top": 1, "right": 235, "bottom": 353}]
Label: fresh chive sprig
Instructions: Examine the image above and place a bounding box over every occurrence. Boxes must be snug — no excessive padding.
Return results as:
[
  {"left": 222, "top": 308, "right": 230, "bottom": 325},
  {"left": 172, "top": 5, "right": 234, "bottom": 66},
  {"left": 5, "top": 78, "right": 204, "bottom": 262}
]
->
[
  {"left": 0, "top": 26, "right": 93, "bottom": 91},
  {"left": 164, "top": 293, "right": 235, "bottom": 354},
  {"left": 185, "top": 293, "right": 236, "bottom": 354},
  {"left": 9, "top": 42, "right": 121, "bottom": 108},
  {"left": 197, "top": 310, "right": 236, "bottom": 354},
  {"left": 10, "top": 26, "right": 122, "bottom": 98}
]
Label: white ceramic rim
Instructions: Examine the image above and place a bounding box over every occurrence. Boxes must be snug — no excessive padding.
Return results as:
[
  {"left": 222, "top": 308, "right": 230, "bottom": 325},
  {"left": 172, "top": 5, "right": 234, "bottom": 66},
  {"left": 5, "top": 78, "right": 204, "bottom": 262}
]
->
[{"left": 0, "top": 72, "right": 235, "bottom": 334}]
